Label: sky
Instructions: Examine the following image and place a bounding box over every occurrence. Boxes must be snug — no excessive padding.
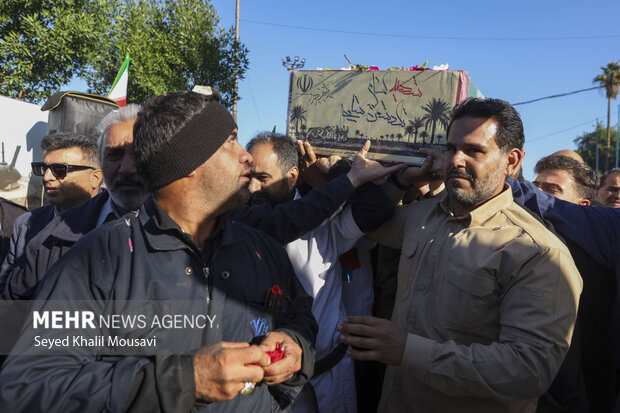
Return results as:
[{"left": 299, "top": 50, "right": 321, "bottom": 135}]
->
[{"left": 205, "top": 0, "right": 620, "bottom": 181}]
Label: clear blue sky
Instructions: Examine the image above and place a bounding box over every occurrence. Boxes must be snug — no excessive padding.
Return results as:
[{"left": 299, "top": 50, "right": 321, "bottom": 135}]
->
[{"left": 209, "top": 0, "right": 620, "bottom": 181}]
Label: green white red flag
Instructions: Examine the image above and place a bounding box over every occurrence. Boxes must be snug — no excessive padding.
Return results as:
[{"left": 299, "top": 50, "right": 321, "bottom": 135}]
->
[{"left": 107, "top": 53, "right": 130, "bottom": 107}]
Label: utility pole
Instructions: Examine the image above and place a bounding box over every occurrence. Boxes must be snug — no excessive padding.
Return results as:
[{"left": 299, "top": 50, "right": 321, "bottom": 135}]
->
[
  {"left": 596, "top": 118, "right": 600, "bottom": 175},
  {"left": 616, "top": 105, "right": 619, "bottom": 168},
  {"left": 233, "top": 0, "right": 240, "bottom": 121},
  {"left": 282, "top": 56, "right": 305, "bottom": 71}
]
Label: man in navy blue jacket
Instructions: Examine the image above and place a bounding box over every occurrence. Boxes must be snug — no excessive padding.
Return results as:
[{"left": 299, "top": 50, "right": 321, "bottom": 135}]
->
[
  {"left": 0, "top": 133, "right": 102, "bottom": 291},
  {"left": 0, "top": 92, "right": 318, "bottom": 412}
]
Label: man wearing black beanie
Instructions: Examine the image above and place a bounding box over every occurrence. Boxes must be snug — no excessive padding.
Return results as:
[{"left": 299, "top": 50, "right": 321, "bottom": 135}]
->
[{"left": 0, "top": 91, "right": 318, "bottom": 412}]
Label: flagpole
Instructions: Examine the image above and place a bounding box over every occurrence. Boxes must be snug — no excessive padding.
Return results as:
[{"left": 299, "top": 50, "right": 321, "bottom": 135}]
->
[{"left": 233, "top": 0, "right": 239, "bottom": 121}]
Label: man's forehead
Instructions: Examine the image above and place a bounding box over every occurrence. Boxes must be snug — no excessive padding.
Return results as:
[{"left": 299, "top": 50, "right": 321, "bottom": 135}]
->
[
  {"left": 106, "top": 120, "right": 136, "bottom": 147},
  {"left": 44, "top": 146, "right": 84, "bottom": 161},
  {"left": 604, "top": 172, "right": 620, "bottom": 186},
  {"left": 447, "top": 116, "right": 498, "bottom": 146},
  {"left": 249, "top": 143, "right": 277, "bottom": 161},
  {"left": 535, "top": 169, "right": 574, "bottom": 185}
]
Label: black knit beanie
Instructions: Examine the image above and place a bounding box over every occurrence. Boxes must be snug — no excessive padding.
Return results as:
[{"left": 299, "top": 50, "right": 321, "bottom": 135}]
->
[{"left": 144, "top": 102, "right": 237, "bottom": 191}]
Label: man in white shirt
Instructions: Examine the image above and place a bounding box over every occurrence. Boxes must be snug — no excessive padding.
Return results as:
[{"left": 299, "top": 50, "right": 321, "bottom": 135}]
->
[{"left": 248, "top": 132, "right": 400, "bottom": 413}]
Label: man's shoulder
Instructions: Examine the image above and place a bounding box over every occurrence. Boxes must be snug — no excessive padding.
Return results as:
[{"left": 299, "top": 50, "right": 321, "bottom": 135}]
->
[
  {"left": 33, "top": 192, "right": 112, "bottom": 245},
  {"left": 396, "top": 195, "right": 443, "bottom": 223},
  {"left": 13, "top": 204, "right": 54, "bottom": 231},
  {"left": 503, "top": 201, "right": 572, "bottom": 254},
  {"left": 226, "top": 218, "right": 280, "bottom": 247}
]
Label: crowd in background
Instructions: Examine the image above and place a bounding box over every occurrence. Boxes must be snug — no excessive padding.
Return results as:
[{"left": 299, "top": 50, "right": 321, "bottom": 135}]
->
[{"left": 0, "top": 89, "right": 618, "bottom": 413}]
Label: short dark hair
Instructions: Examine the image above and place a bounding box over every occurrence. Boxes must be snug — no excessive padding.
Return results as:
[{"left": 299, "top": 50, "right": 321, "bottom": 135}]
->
[
  {"left": 246, "top": 132, "right": 298, "bottom": 173},
  {"left": 599, "top": 168, "right": 620, "bottom": 189},
  {"left": 448, "top": 98, "right": 525, "bottom": 153},
  {"left": 534, "top": 155, "right": 598, "bottom": 200},
  {"left": 40, "top": 132, "right": 99, "bottom": 166},
  {"left": 133, "top": 91, "right": 223, "bottom": 180}
]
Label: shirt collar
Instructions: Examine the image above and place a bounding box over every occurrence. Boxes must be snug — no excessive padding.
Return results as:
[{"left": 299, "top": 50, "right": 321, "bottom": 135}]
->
[
  {"left": 439, "top": 183, "right": 514, "bottom": 227},
  {"left": 148, "top": 197, "right": 225, "bottom": 250},
  {"left": 96, "top": 196, "right": 121, "bottom": 228}
]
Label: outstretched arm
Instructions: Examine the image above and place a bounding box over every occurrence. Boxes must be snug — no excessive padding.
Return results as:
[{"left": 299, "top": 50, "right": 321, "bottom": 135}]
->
[
  {"left": 232, "top": 141, "right": 404, "bottom": 244},
  {"left": 508, "top": 177, "right": 620, "bottom": 270}
]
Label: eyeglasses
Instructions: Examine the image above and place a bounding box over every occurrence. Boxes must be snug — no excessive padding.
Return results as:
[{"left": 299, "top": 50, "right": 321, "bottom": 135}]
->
[{"left": 31, "top": 162, "right": 95, "bottom": 178}]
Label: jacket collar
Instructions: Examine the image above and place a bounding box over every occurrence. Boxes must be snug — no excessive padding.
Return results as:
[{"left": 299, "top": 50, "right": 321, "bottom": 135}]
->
[
  {"left": 45, "top": 191, "right": 111, "bottom": 242},
  {"left": 139, "top": 197, "right": 231, "bottom": 253}
]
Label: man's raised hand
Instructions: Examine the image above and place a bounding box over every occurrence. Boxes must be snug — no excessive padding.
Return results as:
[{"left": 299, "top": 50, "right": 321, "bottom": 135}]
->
[{"left": 346, "top": 140, "right": 406, "bottom": 188}]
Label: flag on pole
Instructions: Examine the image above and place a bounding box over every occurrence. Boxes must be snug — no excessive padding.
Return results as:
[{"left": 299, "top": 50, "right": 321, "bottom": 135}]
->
[{"left": 108, "top": 53, "right": 130, "bottom": 107}]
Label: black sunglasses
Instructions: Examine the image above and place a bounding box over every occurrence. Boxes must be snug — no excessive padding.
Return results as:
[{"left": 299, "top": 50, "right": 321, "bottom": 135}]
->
[{"left": 31, "top": 162, "right": 95, "bottom": 178}]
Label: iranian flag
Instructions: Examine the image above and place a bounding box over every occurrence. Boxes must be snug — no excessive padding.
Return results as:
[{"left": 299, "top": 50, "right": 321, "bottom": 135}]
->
[{"left": 108, "top": 53, "right": 130, "bottom": 107}]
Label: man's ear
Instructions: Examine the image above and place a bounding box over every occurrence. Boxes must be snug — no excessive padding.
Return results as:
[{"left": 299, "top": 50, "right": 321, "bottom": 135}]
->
[
  {"left": 505, "top": 149, "right": 525, "bottom": 179},
  {"left": 287, "top": 166, "right": 299, "bottom": 190},
  {"left": 90, "top": 169, "right": 103, "bottom": 190},
  {"left": 577, "top": 198, "right": 591, "bottom": 206}
]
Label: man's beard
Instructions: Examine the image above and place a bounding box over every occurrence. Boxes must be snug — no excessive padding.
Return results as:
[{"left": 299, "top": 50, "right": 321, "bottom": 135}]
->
[
  {"left": 106, "top": 175, "right": 149, "bottom": 212},
  {"left": 446, "top": 166, "right": 502, "bottom": 207}
]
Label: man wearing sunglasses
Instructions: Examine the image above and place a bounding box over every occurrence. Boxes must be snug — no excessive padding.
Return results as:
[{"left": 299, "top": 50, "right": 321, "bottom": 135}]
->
[
  {"left": 0, "top": 106, "right": 150, "bottom": 302},
  {"left": 0, "top": 133, "right": 102, "bottom": 291},
  {"left": 31, "top": 134, "right": 102, "bottom": 211}
]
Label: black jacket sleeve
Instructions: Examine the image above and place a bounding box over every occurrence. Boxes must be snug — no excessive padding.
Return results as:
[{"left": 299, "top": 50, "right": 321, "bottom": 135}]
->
[
  {"left": 349, "top": 183, "right": 395, "bottom": 233},
  {"left": 228, "top": 174, "right": 355, "bottom": 244}
]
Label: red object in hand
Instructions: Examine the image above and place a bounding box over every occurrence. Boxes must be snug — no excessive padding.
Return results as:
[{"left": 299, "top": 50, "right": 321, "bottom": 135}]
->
[
  {"left": 247, "top": 342, "right": 285, "bottom": 366},
  {"left": 267, "top": 342, "right": 285, "bottom": 363}
]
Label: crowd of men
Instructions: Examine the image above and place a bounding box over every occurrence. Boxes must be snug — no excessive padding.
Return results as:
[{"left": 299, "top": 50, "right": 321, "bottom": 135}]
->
[{"left": 0, "top": 89, "right": 618, "bottom": 413}]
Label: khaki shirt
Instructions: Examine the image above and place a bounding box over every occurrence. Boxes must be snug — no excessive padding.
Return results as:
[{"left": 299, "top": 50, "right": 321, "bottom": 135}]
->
[{"left": 371, "top": 185, "right": 582, "bottom": 413}]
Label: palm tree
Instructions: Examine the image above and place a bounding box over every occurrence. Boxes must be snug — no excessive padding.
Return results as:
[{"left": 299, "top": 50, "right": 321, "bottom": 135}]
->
[
  {"left": 403, "top": 117, "right": 424, "bottom": 143},
  {"left": 421, "top": 98, "right": 450, "bottom": 144},
  {"left": 404, "top": 124, "right": 415, "bottom": 142},
  {"left": 419, "top": 130, "right": 429, "bottom": 144},
  {"left": 411, "top": 117, "right": 425, "bottom": 143},
  {"left": 594, "top": 61, "right": 620, "bottom": 170},
  {"left": 290, "top": 105, "right": 307, "bottom": 137}
]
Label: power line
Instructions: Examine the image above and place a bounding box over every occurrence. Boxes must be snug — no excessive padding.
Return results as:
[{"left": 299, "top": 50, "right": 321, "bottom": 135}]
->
[
  {"left": 528, "top": 119, "right": 599, "bottom": 143},
  {"left": 241, "top": 19, "right": 620, "bottom": 41},
  {"left": 512, "top": 86, "right": 603, "bottom": 106},
  {"left": 246, "top": 75, "right": 263, "bottom": 130},
  {"left": 528, "top": 112, "right": 617, "bottom": 143}
]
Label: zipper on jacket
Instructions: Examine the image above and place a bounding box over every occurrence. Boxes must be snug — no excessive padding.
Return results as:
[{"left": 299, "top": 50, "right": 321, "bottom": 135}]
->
[{"left": 203, "top": 265, "right": 210, "bottom": 303}]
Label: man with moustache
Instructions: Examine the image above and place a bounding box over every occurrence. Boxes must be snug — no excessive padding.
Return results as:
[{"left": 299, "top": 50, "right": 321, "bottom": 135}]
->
[
  {"left": 0, "top": 104, "right": 149, "bottom": 300},
  {"left": 530, "top": 154, "right": 616, "bottom": 412},
  {"left": 508, "top": 171, "right": 620, "bottom": 411},
  {"left": 0, "top": 133, "right": 102, "bottom": 290},
  {"left": 338, "top": 98, "right": 582, "bottom": 412},
  {"left": 0, "top": 92, "right": 317, "bottom": 412},
  {"left": 596, "top": 168, "right": 620, "bottom": 207}
]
